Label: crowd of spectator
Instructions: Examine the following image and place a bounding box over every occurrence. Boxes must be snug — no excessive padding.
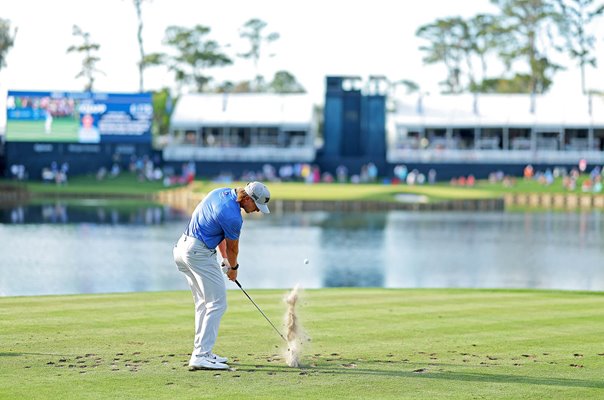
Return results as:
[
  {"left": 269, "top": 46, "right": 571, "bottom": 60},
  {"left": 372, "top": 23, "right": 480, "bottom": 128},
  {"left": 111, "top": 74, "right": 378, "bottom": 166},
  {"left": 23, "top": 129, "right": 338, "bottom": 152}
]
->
[
  {"left": 7, "top": 156, "right": 604, "bottom": 195},
  {"left": 209, "top": 162, "right": 387, "bottom": 185},
  {"left": 9, "top": 164, "right": 28, "bottom": 181},
  {"left": 392, "top": 165, "right": 438, "bottom": 186},
  {"left": 520, "top": 162, "right": 603, "bottom": 193},
  {"left": 42, "top": 162, "right": 69, "bottom": 184}
]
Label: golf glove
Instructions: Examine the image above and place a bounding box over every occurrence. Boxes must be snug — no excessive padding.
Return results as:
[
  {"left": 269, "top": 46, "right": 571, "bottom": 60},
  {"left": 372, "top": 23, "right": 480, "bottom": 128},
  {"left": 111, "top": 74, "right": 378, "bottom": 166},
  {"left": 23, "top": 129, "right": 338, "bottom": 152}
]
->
[{"left": 220, "top": 260, "right": 230, "bottom": 274}]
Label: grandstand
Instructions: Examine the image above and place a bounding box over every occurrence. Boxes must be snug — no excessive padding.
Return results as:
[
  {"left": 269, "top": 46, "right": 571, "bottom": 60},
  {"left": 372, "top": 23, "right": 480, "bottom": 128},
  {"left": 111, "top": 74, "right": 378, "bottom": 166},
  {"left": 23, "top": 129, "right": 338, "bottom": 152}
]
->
[
  {"left": 389, "top": 93, "right": 604, "bottom": 166},
  {"left": 164, "top": 93, "right": 317, "bottom": 164},
  {"left": 4, "top": 80, "right": 603, "bottom": 181}
]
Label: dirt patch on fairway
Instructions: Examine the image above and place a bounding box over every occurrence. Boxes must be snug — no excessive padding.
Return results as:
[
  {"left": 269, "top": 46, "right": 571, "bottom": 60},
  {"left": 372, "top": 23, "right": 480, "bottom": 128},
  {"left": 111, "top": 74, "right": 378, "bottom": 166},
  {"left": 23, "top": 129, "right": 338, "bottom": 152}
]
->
[{"left": 43, "top": 352, "right": 190, "bottom": 374}]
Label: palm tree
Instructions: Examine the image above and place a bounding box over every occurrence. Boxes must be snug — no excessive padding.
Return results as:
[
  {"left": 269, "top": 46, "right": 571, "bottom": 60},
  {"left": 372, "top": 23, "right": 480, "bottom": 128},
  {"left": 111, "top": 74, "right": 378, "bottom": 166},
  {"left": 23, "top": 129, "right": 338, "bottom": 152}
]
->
[
  {"left": 269, "top": 70, "right": 305, "bottom": 93},
  {"left": 132, "top": 0, "right": 150, "bottom": 92},
  {"left": 416, "top": 17, "right": 467, "bottom": 93},
  {"left": 490, "top": 0, "right": 561, "bottom": 94},
  {"left": 238, "top": 18, "right": 279, "bottom": 91},
  {"left": 0, "top": 18, "right": 17, "bottom": 73},
  {"left": 160, "top": 25, "right": 232, "bottom": 92},
  {"left": 66, "top": 25, "right": 104, "bottom": 91},
  {"left": 554, "top": 0, "right": 604, "bottom": 94}
]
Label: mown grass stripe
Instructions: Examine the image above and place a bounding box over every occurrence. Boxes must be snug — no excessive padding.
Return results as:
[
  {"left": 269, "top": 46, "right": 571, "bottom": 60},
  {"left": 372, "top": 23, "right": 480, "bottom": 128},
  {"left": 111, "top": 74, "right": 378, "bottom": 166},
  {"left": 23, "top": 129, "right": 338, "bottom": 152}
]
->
[{"left": 2, "top": 288, "right": 604, "bottom": 400}]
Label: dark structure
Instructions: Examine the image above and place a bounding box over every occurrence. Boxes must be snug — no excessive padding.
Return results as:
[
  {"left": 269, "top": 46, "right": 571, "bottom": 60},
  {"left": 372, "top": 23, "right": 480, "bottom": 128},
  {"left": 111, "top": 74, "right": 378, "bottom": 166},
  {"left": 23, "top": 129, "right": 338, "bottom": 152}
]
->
[
  {"left": 4, "top": 142, "right": 152, "bottom": 179},
  {"left": 0, "top": 137, "right": 5, "bottom": 177},
  {"left": 318, "top": 76, "right": 387, "bottom": 175}
]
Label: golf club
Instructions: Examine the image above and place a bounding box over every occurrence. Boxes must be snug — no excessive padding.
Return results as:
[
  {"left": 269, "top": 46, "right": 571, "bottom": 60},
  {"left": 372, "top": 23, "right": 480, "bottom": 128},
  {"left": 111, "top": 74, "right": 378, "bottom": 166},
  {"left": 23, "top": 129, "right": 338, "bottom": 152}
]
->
[{"left": 235, "top": 279, "right": 287, "bottom": 342}]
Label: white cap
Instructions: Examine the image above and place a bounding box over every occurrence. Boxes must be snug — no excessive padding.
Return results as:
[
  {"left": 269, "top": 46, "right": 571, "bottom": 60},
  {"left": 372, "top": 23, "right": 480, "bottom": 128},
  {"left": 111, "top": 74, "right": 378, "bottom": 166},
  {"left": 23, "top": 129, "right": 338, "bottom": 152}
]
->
[{"left": 244, "top": 181, "right": 271, "bottom": 214}]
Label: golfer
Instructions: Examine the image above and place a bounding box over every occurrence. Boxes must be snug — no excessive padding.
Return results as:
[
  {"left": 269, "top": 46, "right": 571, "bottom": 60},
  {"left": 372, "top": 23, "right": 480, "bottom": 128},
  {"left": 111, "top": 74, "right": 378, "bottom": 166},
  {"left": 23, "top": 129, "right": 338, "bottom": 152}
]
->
[{"left": 173, "top": 181, "right": 271, "bottom": 370}]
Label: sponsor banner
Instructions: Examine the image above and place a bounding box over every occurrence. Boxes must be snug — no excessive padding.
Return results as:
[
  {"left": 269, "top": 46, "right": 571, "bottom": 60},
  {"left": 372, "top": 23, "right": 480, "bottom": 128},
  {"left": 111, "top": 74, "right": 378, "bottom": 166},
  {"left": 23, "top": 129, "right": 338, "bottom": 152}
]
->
[{"left": 6, "top": 91, "right": 152, "bottom": 143}]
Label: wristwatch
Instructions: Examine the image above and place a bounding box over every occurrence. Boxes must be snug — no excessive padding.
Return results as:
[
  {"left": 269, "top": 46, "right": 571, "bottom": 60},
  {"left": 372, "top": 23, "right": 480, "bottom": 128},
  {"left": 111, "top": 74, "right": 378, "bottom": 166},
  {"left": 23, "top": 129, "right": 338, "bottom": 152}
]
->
[{"left": 231, "top": 264, "right": 239, "bottom": 270}]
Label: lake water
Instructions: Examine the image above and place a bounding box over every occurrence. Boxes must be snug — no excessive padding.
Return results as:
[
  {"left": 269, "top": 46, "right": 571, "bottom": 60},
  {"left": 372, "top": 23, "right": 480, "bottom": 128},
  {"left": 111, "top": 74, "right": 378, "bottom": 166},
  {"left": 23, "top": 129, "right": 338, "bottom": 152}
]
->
[{"left": 1, "top": 202, "right": 603, "bottom": 296}]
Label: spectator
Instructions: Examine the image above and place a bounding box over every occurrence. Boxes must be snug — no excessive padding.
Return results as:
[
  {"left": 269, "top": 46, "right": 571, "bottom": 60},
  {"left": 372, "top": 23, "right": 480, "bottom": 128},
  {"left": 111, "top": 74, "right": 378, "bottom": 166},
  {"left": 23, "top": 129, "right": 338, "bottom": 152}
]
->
[
  {"left": 367, "top": 163, "right": 378, "bottom": 182},
  {"left": 336, "top": 165, "right": 348, "bottom": 183},
  {"left": 97, "top": 167, "right": 107, "bottom": 180},
  {"left": 279, "top": 164, "right": 294, "bottom": 181},
  {"left": 593, "top": 176, "right": 603, "bottom": 193},
  {"left": 393, "top": 165, "right": 408, "bottom": 183},
  {"left": 523, "top": 164, "right": 534, "bottom": 179},
  {"left": 428, "top": 169, "right": 437, "bottom": 184},
  {"left": 322, "top": 172, "right": 334, "bottom": 183},
  {"left": 111, "top": 163, "right": 121, "bottom": 178}
]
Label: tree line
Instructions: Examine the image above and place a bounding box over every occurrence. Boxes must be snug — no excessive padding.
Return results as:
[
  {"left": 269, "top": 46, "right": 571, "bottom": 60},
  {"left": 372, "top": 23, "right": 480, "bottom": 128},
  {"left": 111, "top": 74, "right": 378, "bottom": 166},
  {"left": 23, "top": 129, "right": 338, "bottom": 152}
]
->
[
  {"left": 414, "top": 0, "right": 604, "bottom": 95},
  {"left": 1, "top": 0, "right": 603, "bottom": 117},
  {"left": 0, "top": 3, "right": 305, "bottom": 95},
  {"left": 0, "top": 2, "right": 305, "bottom": 137}
]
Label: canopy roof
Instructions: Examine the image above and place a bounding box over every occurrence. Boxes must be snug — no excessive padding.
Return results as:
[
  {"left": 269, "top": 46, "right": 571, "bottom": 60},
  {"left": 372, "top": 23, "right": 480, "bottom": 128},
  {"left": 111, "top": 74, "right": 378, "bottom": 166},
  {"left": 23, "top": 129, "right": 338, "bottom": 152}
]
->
[
  {"left": 392, "top": 93, "right": 604, "bottom": 128},
  {"left": 170, "top": 93, "right": 315, "bottom": 130}
]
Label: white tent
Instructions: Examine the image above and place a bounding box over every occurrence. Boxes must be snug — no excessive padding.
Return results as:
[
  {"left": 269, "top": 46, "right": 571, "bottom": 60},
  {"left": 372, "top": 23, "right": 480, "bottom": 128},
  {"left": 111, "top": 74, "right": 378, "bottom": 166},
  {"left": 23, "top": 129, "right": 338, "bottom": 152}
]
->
[
  {"left": 392, "top": 93, "right": 604, "bottom": 128},
  {"left": 165, "top": 93, "right": 317, "bottom": 162},
  {"left": 389, "top": 93, "right": 604, "bottom": 164},
  {"left": 170, "top": 93, "right": 315, "bottom": 130}
]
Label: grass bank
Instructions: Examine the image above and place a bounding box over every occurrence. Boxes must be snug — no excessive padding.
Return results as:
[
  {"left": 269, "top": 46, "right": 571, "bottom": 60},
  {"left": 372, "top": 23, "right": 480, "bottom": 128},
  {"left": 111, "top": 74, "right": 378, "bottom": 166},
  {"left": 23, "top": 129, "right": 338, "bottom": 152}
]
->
[
  {"left": 191, "top": 181, "right": 495, "bottom": 202},
  {"left": 11, "top": 173, "right": 168, "bottom": 196},
  {"left": 3, "top": 173, "right": 602, "bottom": 205},
  {"left": 1, "top": 289, "right": 603, "bottom": 399},
  {"left": 188, "top": 176, "right": 602, "bottom": 204}
]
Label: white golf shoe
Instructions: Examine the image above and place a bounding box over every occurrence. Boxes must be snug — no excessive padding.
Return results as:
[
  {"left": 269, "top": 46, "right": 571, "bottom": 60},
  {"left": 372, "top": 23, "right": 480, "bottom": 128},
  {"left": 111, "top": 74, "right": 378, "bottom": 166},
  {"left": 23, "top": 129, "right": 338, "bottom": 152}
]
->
[
  {"left": 189, "top": 354, "right": 229, "bottom": 370},
  {"left": 209, "top": 353, "right": 228, "bottom": 363},
  {"left": 189, "top": 353, "right": 228, "bottom": 365}
]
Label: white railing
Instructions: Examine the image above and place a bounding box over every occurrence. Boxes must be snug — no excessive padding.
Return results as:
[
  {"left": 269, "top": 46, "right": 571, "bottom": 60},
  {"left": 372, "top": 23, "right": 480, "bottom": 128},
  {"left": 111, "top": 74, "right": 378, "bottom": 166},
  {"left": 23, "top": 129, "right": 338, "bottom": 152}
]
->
[
  {"left": 387, "top": 149, "right": 604, "bottom": 164},
  {"left": 163, "top": 145, "right": 316, "bottom": 162}
]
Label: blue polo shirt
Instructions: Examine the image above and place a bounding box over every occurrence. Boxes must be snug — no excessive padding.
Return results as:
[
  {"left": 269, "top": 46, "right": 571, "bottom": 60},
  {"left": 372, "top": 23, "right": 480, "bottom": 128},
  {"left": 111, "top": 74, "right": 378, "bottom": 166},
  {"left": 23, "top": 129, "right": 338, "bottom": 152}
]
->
[{"left": 184, "top": 188, "right": 242, "bottom": 248}]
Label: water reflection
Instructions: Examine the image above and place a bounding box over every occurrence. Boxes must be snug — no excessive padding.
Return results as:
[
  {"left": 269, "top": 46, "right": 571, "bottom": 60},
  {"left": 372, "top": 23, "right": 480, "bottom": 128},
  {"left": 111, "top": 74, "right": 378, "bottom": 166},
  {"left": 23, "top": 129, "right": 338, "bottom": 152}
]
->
[
  {"left": 0, "top": 202, "right": 188, "bottom": 225},
  {"left": 0, "top": 204, "right": 603, "bottom": 296},
  {"left": 239, "top": 211, "right": 604, "bottom": 292},
  {"left": 381, "top": 212, "right": 603, "bottom": 291},
  {"left": 319, "top": 213, "right": 387, "bottom": 288}
]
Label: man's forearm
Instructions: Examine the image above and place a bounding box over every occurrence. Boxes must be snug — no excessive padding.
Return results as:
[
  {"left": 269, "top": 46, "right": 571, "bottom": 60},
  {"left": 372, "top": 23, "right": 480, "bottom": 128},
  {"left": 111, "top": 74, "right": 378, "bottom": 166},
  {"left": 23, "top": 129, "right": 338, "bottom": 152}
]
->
[
  {"left": 217, "top": 240, "right": 227, "bottom": 259},
  {"left": 226, "top": 248, "right": 238, "bottom": 268}
]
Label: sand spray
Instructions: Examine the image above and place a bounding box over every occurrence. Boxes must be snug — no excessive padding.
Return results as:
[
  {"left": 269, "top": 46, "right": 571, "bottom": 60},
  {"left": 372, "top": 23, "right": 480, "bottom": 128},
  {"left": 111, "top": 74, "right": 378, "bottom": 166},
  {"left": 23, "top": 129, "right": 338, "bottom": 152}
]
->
[{"left": 284, "top": 284, "right": 308, "bottom": 367}]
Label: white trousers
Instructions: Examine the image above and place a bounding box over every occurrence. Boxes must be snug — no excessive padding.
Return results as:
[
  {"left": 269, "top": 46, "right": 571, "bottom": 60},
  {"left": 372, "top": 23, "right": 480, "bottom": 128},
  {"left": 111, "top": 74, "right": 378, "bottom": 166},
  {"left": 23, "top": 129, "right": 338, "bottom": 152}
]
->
[{"left": 173, "top": 234, "right": 227, "bottom": 358}]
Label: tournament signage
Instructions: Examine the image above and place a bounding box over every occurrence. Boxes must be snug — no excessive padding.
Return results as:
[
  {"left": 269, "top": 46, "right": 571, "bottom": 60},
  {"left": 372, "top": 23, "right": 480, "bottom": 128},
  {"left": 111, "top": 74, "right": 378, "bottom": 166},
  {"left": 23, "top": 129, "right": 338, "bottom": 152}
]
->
[{"left": 5, "top": 91, "right": 153, "bottom": 143}]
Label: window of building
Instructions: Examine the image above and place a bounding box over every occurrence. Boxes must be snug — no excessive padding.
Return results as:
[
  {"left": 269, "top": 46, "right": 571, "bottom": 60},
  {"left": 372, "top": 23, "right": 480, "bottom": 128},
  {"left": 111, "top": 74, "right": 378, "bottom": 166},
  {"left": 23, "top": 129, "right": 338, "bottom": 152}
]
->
[
  {"left": 285, "top": 130, "right": 307, "bottom": 147},
  {"left": 395, "top": 127, "right": 422, "bottom": 149},
  {"left": 235, "top": 127, "right": 251, "bottom": 147},
  {"left": 253, "top": 127, "right": 280, "bottom": 146},
  {"left": 478, "top": 128, "right": 503, "bottom": 150},
  {"left": 201, "top": 127, "right": 222, "bottom": 147},
  {"left": 594, "top": 129, "right": 604, "bottom": 151},
  {"left": 564, "top": 128, "right": 589, "bottom": 151},
  {"left": 425, "top": 128, "right": 447, "bottom": 150},
  {"left": 535, "top": 130, "right": 560, "bottom": 151},
  {"left": 509, "top": 128, "right": 531, "bottom": 150},
  {"left": 184, "top": 130, "right": 198, "bottom": 145},
  {"left": 452, "top": 128, "right": 475, "bottom": 150},
  {"left": 171, "top": 130, "right": 185, "bottom": 145}
]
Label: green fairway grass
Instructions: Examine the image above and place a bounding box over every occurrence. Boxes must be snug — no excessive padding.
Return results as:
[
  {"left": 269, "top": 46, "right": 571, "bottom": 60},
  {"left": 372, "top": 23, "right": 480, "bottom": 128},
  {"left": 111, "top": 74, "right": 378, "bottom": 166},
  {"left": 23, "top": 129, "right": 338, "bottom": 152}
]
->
[
  {"left": 4, "top": 173, "right": 602, "bottom": 206},
  {"left": 20, "top": 173, "right": 169, "bottom": 196},
  {"left": 191, "top": 177, "right": 602, "bottom": 203},
  {"left": 472, "top": 175, "right": 598, "bottom": 195},
  {"left": 191, "top": 181, "right": 497, "bottom": 202},
  {"left": 1, "top": 289, "right": 603, "bottom": 399},
  {"left": 6, "top": 118, "right": 79, "bottom": 142}
]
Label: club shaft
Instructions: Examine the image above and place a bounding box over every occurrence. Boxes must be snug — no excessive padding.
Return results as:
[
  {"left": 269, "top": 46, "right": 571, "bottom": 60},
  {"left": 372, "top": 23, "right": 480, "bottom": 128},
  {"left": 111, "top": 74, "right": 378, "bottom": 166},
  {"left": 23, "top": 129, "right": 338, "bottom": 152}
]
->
[{"left": 235, "top": 280, "right": 286, "bottom": 342}]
